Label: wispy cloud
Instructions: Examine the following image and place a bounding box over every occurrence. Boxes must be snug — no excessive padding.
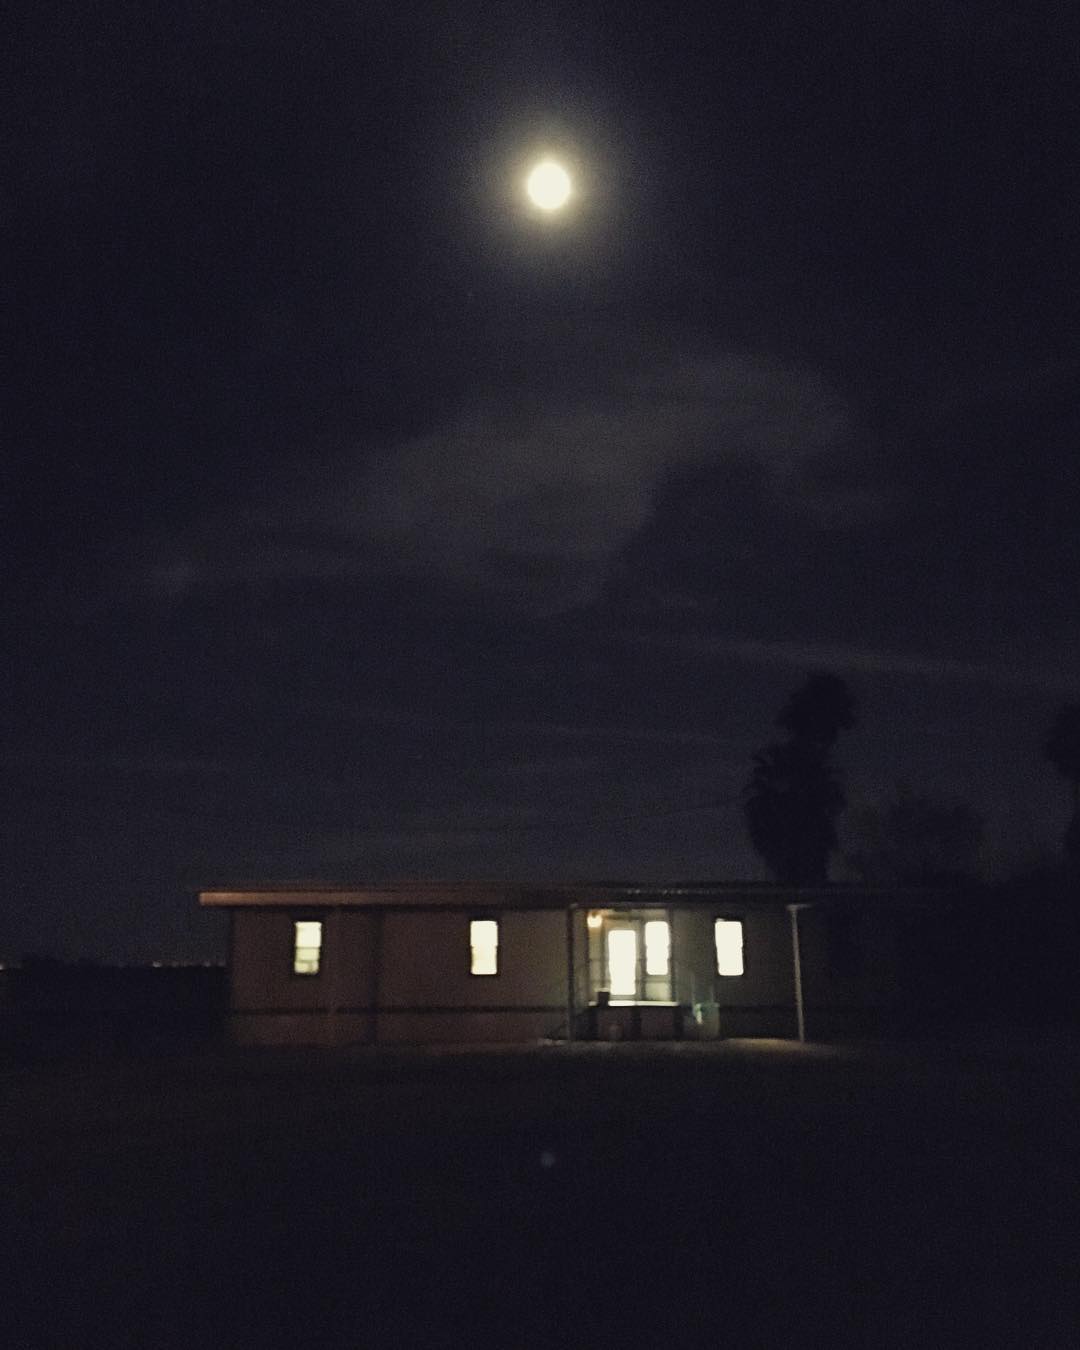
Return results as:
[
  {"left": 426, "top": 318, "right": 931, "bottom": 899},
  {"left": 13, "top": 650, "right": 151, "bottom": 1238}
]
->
[
  {"left": 296, "top": 346, "right": 851, "bottom": 606},
  {"left": 627, "top": 632, "right": 1080, "bottom": 696},
  {"left": 299, "top": 698, "right": 744, "bottom": 751},
  {"left": 8, "top": 751, "right": 237, "bottom": 778},
  {"left": 122, "top": 330, "right": 861, "bottom": 611}
]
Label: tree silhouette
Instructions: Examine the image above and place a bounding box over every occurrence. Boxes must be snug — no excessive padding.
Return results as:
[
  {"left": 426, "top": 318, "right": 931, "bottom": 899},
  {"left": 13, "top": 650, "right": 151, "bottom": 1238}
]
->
[
  {"left": 775, "top": 672, "right": 856, "bottom": 747},
  {"left": 1044, "top": 703, "right": 1080, "bottom": 866},
  {"left": 846, "top": 783, "right": 985, "bottom": 885},
  {"left": 742, "top": 673, "right": 856, "bottom": 885}
]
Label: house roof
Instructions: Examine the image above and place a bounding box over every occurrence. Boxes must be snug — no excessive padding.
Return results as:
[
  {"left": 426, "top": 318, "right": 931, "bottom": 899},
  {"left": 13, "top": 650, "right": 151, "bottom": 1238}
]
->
[{"left": 198, "top": 880, "right": 944, "bottom": 910}]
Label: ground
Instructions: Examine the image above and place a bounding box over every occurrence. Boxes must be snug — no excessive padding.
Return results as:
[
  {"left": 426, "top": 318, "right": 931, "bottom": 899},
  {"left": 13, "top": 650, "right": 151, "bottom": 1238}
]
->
[{"left": 5, "top": 1037, "right": 1079, "bottom": 1348}]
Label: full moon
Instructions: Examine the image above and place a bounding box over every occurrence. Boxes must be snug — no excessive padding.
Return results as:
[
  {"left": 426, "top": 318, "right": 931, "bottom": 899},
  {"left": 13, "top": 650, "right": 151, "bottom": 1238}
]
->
[{"left": 526, "top": 159, "right": 572, "bottom": 211}]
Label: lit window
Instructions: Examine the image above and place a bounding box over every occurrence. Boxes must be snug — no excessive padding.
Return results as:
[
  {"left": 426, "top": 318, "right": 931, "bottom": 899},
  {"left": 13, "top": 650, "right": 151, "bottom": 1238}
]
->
[
  {"left": 644, "top": 920, "right": 670, "bottom": 976},
  {"left": 714, "top": 919, "right": 744, "bottom": 976},
  {"left": 470, "top": 919, "right": 499, "bottom": 975},
  {"left": 293, "top": 920, "right": 322, "bottom": 975}
]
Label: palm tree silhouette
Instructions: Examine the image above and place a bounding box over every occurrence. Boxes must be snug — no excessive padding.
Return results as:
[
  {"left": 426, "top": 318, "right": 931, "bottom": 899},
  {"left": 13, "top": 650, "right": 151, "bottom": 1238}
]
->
[{"left": 743, "top": 673, "right": 856, "bottom": 885}]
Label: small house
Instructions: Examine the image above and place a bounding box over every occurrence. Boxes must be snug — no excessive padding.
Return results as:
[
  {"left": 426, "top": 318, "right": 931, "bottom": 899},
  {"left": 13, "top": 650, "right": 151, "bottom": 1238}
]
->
[{"left": 199, "top": 881, "right": 944, "bottom": 1045}]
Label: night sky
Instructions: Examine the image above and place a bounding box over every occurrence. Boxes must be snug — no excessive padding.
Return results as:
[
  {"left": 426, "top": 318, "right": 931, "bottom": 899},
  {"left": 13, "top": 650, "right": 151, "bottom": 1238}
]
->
[{"left": 6, "top": 0, "right": 1080, "bottom": 962}]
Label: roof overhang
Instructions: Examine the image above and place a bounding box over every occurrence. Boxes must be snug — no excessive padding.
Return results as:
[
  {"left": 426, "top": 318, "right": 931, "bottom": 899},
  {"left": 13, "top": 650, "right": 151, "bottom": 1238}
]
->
[{"left": 198, "top": 881, "right": 946, "bottom": 911}]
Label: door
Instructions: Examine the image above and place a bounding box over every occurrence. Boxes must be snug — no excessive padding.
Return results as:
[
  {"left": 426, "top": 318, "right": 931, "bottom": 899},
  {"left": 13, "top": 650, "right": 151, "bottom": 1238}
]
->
[
  {"left": 603, "top": 918, "right": 672, "bottom": 1001},
  {"left": 606, "top": 926, "right": 639, "bottom": 999}
]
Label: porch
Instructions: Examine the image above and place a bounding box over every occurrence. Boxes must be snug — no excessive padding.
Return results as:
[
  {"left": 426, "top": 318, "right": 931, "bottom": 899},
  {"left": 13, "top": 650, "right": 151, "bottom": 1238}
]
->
[{"left": 580, "top": 907, "right": 689, "bottom": 1040}]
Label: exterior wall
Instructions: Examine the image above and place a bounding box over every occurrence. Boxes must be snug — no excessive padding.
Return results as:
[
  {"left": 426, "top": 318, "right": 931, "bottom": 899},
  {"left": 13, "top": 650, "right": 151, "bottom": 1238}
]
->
[
  {"left": 378, "top": 909, "right": 568, "bottom": 1042},
  {"left": 219, "top": 891, "right": 939, "bottom": 1045},
  {"left": 230, "top": 1011, "right": 375, "bottom": 1046},
  {"left": 230, "top": 909, "right": 382, "bottom": 1046},
  {"left": 673, "top": 906, "right": 796, "bottom": 1037},
  {"left": 375, "top": 1010, "right": 561, "bottom": 1044},
  {"left": 228, "top": 905, "right": 570, "bottom": 1046}
]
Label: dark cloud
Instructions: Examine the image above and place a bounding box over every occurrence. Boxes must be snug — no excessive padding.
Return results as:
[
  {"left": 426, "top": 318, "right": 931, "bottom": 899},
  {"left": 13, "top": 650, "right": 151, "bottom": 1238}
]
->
[{"left": 606, "top": 365, "right": 1080, "bottom": 664}]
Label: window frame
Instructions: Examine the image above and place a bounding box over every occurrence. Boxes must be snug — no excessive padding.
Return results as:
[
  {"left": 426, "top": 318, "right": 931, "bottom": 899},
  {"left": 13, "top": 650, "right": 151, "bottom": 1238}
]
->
[
  {"left": 713, "top": 916, "right": 745, "bottom": 978},
  {"left": 468, "top": 916, "right": 500, "bottom": 977},
  {"left": 291, "top": 917, "right": 324, "bottom": 977}
]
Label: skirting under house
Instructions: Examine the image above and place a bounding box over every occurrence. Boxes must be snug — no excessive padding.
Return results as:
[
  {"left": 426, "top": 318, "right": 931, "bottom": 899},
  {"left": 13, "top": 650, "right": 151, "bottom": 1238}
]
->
[{"left": 199, "top": 881, "right": 944, "bottom": 1046}]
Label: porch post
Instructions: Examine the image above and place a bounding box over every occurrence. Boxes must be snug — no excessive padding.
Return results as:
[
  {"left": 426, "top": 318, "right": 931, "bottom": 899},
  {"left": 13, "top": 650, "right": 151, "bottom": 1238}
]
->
[{"left": 787, "top": 903, "right": 809, "bottom": 1043}]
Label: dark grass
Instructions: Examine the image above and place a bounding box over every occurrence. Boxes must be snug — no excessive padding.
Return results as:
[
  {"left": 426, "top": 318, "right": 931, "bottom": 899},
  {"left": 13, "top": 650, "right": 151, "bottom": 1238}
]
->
[{"left": 5, "top": 1038, "right": 1080, "bottom": 1348}]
